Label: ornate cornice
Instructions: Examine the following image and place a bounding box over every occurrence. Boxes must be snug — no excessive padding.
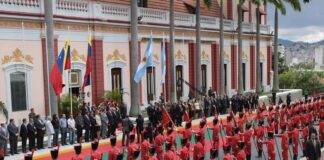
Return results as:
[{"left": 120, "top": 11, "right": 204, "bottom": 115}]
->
[
  {"left": 1, "top": 48, "right": 33, "bottom": 65},
  {"left": 71, "top": 49, "right": 86, "bottom": 62},
  {"left": 106, "top": 49, "right": 126, "bottom": 61},
  {"left": 175, "top": 50, "right": 186, "bottom": 60},
  {"left": 201, "top": 50, "right": 209, "bottom": 60}
]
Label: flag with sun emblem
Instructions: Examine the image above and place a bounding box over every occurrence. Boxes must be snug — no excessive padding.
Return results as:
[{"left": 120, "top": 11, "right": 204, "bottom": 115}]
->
[
  {"left": 160, "top": 37, "right": 166, "bottom": 84},
  {"left": 134, "top": 35, "right": 153, "bottom": 83}
]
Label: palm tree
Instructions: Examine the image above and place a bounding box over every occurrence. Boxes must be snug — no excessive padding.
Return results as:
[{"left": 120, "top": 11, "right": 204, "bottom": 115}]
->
[
  {"left": 237, "top": 0, "right": 247, "bottom": 94},
  {"left": 196, "top": 0, "right": 212, "bottom": 98},
  {"left": 219, "top": 0, "right": 225, "bottom": 95},
  {"left": 251, "top": 0, "right": 262, "bottom": 94},
  {"left": 169, "top": 0, "right": 176, "bottom": 102},
  {"left": 130, "top": 0, "right": 140, "bottom": 116},
  {"left": 272, "top": 0, "right": 301, "bottom": 93},
  {"left": 44, "top": 0, "right": 58, "bottom": 115}
]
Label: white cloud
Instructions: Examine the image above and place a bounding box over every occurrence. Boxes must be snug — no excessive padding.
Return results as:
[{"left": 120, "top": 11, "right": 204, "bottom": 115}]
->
[{"left": 278, "top": 26, "right": 324, "bottom": 43}]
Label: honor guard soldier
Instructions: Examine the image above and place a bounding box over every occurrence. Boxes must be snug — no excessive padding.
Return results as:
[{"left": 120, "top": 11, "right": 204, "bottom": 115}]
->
[
  {"left": 141, "top": 131, "right": 150, "bottom": 160},
  {"left": 127, "top": 134, "right": 139, "bottom": 160},
  {"left": 291, "top": 124, "right": 299, "bottom": 160},
  {"left": 148, "top": 146, "right": 158, "bottom": 160},
  {"left": 90, "top": 141, "right": 101, "bottom": 160},
  {"left": 262, "top": 131, "right": 275, "bottom": 160},
  {"left": 223, "top": 144, "right": 233, "bottom": 160},
  {"left": 72, "top": 144, "right": 83, "bottom": 160},
  {"left": 243, "top": 122, "right": 253, "bottom": 160},
  {"left": 237, "top": 141, "right": 246, "bottom": 160},
  {"left": 179, "top": 138, "right": 190, "bottom": 160},
  {"left": 108, "top": 136, "right": 120, "bottom": 160},
  {"left": 254, "top": 120, "right": 265, "bottom": 158},
  {"left": 154, "top": 125, "right": 164, "bottom": 160},
  {"left": 193, "top": 133, "right": 204, "bottom": 160},
  {"left": 164, "top": 141, "right": 177, "bottom": 160},
  {"left": 50, "top": 147, "right": 59, "bottom": 160},
  {"left": 199, "top": 118, "right": 207, "bottom": 146},
  {"left": 276, "top": 124, "right": 289, "bottom": 160}
]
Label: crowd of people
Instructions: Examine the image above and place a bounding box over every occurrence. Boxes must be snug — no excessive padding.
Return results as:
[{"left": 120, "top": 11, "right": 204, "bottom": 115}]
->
[
  {"left": 66, "top": 95, "right": 324, "bottom": 160},
  {"left": 0, "top": 88, "right": 322, "bottom": 160},
  {"left": 0, "top": 100, "right": 127, "bottom": 158}
]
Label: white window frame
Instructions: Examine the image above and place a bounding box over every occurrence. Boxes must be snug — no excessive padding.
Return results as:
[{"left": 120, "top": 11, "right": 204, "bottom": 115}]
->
[{"left": 3, "top": 62, "right": 33, "bottom": 119}]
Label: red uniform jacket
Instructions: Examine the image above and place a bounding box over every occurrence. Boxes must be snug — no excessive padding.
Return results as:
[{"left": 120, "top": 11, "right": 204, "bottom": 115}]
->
[
  {"left": 320, "top": 120, "right": 324, "bottom": 141},
  {"left": 225, "top": 122, "right": 233, "bottom": 136},
  {"left": 182, "top": 128, "right": 192, "bottom": 140},
  {"left": 291, "top": 129, "right": 299, "bottom": 155},
  {"left": 141, "top": 140, "right": 150, "bottom": 160},
  {"left": 127, "top": 142, "right": 137, "bottom": 160},
  {"left": 243, "top": 129, "right": 253, "bottom": 155},
  {"left": 179, "top": 146, "right": 189, "bottom": 160},
  {"left": 108, "top": 147, "right": 119, "bottom": 160},
  {"left": 263, "top": 139, "right": 275, "bottom": 160},
  {"left": 199, "top": 127, "right": 206, "bottom": 145},
  {"left": 163, "top": 150, "right": 177, "bottom": 160},
  {"left": 72, "top": 157, "right": 83, "bottom": 160},
  {"left": 91, "top": 151, "right": 102, "bottom": 160},
  {"left": 154, "top": 134, "right": 164, "bottom": 160},
  {"left": 149, "top": 156, "right": 158, "bottom": 160},
  {"left": 193, "top": 141, "right": 204, "bottom": 160},
  {"left": 223, "top": 153, "right": 233, "bottom": 160},
  {"left": 237, "top": 149, "right": 246, "bottom": 160},
  {"left": 211, "top": 126, "right": 220, "bottom": 149}
]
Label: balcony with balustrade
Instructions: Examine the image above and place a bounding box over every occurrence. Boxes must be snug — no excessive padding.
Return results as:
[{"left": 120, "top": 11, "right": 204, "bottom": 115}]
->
[{"left": 0, "top": 0, "right": 271, "bottom": 35}]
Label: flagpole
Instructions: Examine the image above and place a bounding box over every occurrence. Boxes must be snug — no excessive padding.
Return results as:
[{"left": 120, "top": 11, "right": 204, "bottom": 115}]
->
[
  {"left": 68, "top": 26, "right": 73, "bottom": 115},
  {"left": 163, "top": 32, "right": 166, "bottom": 104},
  {"left": 88, "top": 25, "right": 92, "bottom": 106},
  {"left": 22, "top": 21, "right": 29, "bottom": 116},
  {"left": 150, "top": 31, "right": 155, "bottom": 103},
  {"left": 44, "top": 23, "right": 52, "bottom": 116}
]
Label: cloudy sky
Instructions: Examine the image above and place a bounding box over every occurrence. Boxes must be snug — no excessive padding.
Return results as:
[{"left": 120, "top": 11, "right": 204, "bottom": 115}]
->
[{"left": 267, "top": 0, "right": 324, "bottom": 43}]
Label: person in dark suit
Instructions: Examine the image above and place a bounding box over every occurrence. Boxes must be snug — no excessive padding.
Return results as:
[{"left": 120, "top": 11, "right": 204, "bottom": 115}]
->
[
  {"left": 136, "top": 115, "right": 144, "bottom": 143},
  {"left": 305, "top": 132, "right": 321, "bottom": 160},
  {"left": 308, "top": 122, "right": 318, "bottom": 138},
  {"left": 83, "top": 112, "right": 91, "bottom": 142},
  {"left": 27, "top": 118, "right": 36, "bottom": 151},
  {"left": 122, "top": 115, "right": 132, "bottom": 146},
  {"left": 35, "top": 115, "right": 46, "bottom": 149},
  {"left": 119, "top": 103, "right": 127, "bottom": 119},
  {"left": 75, "top": 112, "right": 84, "bottom": 143},
  {"left": 20, "top": 118, "right": 28, "bottom": 153},
  {"left": 51, "top": 114, "right": 60, "bottom": 147},
  {"left": 7, "top": 119, "right": 18, "bottom": 155},
  {"left": 89, "top": 112, "right": 97, "bottom": 141},
  {"left": 106, "top": 108, "right": 114, "bottom": 137}
]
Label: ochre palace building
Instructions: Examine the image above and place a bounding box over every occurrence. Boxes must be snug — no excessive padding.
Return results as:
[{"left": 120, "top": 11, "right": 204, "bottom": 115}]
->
[{"left": 0, "top": 0, "right": 273, "bottom": 121}]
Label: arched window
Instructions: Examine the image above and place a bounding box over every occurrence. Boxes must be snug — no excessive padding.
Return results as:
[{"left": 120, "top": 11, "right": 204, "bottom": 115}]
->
[
  {"left": 111, "top": 68, "right": 122, "bottom": 91},
  {"left": 10, "top": 71, "right": 27, "bottom": 111},
  {"left": 3, "top": 63, "right": 33, "bottom": 118}
]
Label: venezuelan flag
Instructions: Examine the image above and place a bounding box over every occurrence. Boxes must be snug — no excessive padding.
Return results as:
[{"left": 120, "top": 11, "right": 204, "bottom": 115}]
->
[
  {"left": 81, "top": 34, "right": 92, "bottom": 92},
  {"left": 50, "top": 37, "right": 71, "bottom": 95}
]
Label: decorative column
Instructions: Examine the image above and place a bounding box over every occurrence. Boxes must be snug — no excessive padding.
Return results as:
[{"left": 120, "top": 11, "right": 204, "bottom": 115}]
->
[
  {"left": 91, "top": 37, "right": 105, "bottom": 105},
  {"left": 231, "top": 44, "right": 238, "bottom": 90}
]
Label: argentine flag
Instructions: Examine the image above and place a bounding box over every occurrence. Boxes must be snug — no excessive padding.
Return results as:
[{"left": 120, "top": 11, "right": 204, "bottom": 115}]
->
[
  {"left": 160, "top": 37, "right": 166, "bottom": 84},
  {"left": 134, "top": 36, "right": 153, "bottom": 83}
]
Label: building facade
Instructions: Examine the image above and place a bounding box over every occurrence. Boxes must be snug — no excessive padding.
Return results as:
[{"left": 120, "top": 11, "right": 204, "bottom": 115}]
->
[{"left": 0, "top": 0, "right": 272, "bottom": 121}]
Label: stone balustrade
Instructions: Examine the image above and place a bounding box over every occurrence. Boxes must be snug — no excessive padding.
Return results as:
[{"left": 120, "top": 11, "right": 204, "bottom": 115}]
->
[{"left": 0, "top": 0, "right": 271, "bottom": 34}]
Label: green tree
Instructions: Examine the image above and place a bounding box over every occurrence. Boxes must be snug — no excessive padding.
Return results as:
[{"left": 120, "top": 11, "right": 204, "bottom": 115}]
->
[
  {"left": 0, "top": 101, "right": 8, "bottom": 123},
  {"left": 102, "top": 90, "right": 123, "bottom": 103},
  {"left": 59, "top": 94, "right": 82, "bottom": 117}
]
